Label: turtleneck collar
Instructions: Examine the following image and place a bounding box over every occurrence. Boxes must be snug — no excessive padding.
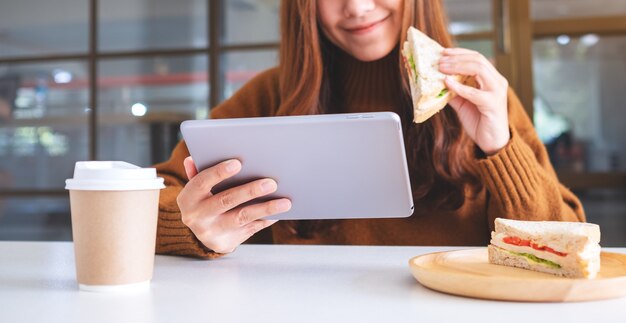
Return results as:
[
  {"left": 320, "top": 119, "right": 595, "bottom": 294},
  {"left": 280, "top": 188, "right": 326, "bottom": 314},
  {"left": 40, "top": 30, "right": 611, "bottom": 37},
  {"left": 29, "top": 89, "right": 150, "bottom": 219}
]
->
[{"left": 326, "top": 43, "right": 405, "bottom": 116}]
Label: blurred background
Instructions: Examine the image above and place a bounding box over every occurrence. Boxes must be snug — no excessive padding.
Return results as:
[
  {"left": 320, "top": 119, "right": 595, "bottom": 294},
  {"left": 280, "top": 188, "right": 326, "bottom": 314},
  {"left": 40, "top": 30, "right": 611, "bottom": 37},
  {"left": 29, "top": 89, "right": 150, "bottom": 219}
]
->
[{"left": 0, "top": 0, "right": 624, "bottom": 245}]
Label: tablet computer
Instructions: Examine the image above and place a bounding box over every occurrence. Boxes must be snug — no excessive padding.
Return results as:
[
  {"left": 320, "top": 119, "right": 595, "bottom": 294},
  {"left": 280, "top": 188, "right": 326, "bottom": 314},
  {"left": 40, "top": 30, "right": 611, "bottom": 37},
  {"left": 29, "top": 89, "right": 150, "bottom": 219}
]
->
[{"left": 180, "top": 112, "right": 414, "bottom": 220}]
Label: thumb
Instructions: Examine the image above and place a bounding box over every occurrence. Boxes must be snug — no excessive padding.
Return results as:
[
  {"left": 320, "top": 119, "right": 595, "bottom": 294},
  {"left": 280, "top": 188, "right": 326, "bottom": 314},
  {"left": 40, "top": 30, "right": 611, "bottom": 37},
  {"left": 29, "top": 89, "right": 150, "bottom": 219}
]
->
[{"left": 183, "top": 156, "right": 198, "bottom": 180}]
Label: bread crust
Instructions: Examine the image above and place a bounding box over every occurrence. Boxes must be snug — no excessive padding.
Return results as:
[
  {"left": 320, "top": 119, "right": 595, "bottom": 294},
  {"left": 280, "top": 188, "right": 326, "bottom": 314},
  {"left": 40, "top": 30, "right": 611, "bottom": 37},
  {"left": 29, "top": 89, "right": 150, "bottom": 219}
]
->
[{"left": 412, "top": 98, "right": 448, "bottom": 123}]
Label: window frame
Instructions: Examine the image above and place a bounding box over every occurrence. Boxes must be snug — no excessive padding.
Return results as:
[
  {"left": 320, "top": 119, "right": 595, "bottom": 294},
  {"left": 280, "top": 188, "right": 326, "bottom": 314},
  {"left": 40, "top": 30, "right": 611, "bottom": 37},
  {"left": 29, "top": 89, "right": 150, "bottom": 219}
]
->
[
  {"left": 1, "top": 0, "right": 625, "bottom": 196},
  {"left": 0, "top": 0, "right": 280, "bottom": 197}
]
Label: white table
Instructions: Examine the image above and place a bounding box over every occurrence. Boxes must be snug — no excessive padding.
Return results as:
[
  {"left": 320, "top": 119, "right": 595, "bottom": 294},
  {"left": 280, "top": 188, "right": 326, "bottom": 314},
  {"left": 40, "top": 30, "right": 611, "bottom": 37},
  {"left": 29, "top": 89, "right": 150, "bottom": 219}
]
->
[{"left": 1, "top": 242, "right": 626, "bottom": 323}]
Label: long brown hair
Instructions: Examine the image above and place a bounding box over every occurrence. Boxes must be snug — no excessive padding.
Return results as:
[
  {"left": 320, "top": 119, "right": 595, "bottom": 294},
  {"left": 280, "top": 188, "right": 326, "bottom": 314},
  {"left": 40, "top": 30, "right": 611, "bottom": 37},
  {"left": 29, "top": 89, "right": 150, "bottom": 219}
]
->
[{"left": 278, "top": 0, "right": 482, "bottom": 238}]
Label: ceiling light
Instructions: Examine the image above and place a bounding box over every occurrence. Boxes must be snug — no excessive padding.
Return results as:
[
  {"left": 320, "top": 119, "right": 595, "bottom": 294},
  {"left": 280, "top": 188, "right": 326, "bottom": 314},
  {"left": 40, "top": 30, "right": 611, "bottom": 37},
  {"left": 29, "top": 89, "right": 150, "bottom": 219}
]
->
[
  {"left": 131, "top": 103, "right": 147, "bottom": 117},
  {"left": 580, "top": 34, "right": 600, "bottom": 47},
  {"left": 53, "top": 69, "right": 72, "bottom": 84},
  {"left": 556, "top": 35, "right": 570, "bottom": 46}
]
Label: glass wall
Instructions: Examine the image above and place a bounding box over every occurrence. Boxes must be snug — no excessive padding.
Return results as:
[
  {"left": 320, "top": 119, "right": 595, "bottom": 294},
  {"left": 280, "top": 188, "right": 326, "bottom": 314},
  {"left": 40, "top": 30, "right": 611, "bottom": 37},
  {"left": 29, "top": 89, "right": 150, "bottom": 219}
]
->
[
  {"left": 2, "top": 0, "right": 624, "bottom": 245},
  {"left": 220, "top": 1, "right": 280, "bottom": 101},
  {"left": 445, "top": 0, "right": 495, "bottom": 61},
  {"left": 533, "top": 35, "right": 626, "bottom": 172},
  {"left": 221, "top": 50, "right": 278, "bottom": 100},
  {"left": 0, "top": 0, "right": 88, "bottom": 57},
  {"left": 445, "top": 0, "right": 493, "bottom": 35},
  {"left": 0, "top": 197, "right": 71, "bottom": 241},
  {"left": 0, "top": 61, "right": 89, "bottom": 190},
  {"left": 223, "top": 0, "right": 280, "bottom": 45},
  {"left": 97, "top": 55, "right": 209, "bottom": 165},
  {"left": 0, "top": 0, "right": 280, "bottom": 241},
  {"left": 99, "top": 0, "right": 208, "bottom": 51},
  {"left": 532, "top": 0, "right": 626, "bottom": 20},
  {"left": 531, "top": 0, "right": 626, "bottom": 246}
]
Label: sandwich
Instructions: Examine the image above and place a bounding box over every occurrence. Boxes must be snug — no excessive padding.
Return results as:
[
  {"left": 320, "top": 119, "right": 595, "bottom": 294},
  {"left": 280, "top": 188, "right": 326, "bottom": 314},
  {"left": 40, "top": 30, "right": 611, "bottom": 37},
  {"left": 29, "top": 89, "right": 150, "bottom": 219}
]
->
[
  {"left": 488, "top": 218, "right": 601, "bottom": 279},
  {"left": 401, "top": 26, "right": 474, "bottom": 123}
]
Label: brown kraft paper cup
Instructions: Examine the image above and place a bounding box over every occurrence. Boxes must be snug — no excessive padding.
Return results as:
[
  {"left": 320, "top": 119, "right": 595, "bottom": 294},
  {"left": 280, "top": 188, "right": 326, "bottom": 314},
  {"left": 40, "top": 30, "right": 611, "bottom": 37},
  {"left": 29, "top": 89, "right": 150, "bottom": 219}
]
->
[{"left": 69, "top": 189, "right": 160, "bottom": 289}]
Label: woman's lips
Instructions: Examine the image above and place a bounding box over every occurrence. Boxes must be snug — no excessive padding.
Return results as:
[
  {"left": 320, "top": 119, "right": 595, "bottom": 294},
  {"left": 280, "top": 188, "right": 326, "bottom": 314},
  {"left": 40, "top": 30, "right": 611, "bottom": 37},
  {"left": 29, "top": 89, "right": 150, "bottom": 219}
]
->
[{"left": 344, "top": 15, "right": 389, "bottom": 35}]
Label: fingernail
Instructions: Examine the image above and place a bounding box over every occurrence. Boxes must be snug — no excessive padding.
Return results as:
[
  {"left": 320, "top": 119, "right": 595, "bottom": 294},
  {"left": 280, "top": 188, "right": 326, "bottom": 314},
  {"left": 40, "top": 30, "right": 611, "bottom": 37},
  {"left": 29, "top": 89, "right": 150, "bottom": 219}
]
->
[
  {"left": 275, "top": 199, "right": 291, "bottom": 212},
  {"left": 225, "top": 160, "right": 240, "bottom": 173},
  {"left": 439, "top": 63, "right": 451, "bottom": 70},
  {"left": 261, "top": 179, "right": 276, "bottom": 193}
]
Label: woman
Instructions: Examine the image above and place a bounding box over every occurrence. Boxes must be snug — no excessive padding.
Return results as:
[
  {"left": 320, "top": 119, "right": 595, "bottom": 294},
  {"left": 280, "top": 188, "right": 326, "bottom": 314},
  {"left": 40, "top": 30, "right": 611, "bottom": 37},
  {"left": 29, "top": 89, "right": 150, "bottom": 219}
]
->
[{"left": 155, "top": 0, "right": 584, "bottom": 258}]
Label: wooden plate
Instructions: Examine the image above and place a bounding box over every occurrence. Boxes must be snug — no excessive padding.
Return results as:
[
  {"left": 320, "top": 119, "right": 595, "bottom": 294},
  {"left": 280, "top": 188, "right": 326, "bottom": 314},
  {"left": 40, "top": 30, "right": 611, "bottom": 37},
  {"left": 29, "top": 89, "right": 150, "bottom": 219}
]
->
[{"left": 409, "top": 248, "right": 626, "bottom": 302}]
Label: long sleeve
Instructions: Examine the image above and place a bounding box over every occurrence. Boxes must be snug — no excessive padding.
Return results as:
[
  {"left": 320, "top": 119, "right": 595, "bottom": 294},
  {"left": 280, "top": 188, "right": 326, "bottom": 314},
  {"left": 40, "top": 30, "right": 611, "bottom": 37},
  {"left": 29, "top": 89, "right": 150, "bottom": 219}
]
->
[
  {"left": 153, "top": 141, "right": 222, "bottom": 258},
  {"left": 153, "top": 68, "right": 282, "bottom": 258},
  {"left": 479, "top": 88, "right": 585, "bottom": 231}
]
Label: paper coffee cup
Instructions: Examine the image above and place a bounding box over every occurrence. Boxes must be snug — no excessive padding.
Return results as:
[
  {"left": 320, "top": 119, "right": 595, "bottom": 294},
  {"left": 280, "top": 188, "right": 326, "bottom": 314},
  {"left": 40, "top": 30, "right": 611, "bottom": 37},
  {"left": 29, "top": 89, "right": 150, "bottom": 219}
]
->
[{"left": 65, "top": 161, "right": 164, "bottom": 292}]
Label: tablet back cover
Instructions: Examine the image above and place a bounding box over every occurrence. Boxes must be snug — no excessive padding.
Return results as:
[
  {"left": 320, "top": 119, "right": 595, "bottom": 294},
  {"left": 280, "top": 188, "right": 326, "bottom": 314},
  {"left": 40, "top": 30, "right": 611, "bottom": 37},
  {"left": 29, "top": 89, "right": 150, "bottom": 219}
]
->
[{"left": 181, "top": 112, "right": 414, "bottom": 220}]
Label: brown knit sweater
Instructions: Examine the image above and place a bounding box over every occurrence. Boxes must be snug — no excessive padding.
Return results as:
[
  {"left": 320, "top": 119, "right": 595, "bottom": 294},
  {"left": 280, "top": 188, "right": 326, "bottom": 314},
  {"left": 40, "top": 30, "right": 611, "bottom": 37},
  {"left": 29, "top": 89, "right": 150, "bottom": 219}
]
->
[{"left": 154, "top": 48, "right": 585, "bottom": 259}]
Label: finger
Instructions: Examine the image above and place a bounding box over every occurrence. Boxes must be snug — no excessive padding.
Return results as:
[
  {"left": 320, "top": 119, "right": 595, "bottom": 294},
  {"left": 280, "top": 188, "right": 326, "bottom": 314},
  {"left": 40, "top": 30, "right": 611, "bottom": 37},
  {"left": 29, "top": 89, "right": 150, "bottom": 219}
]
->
[
  {"left": 211, "top": 219, "right": 278, "bottom": 253},
  {"left": 439, "top": 54, "right": 499, "bottom": 75},
  {"left": 440, "top": 52, "right": 497, "bottom": 73},
  {"left": 196, "top": 205, "right": 284, "bottom": 254},
  {"left": 440, "top": 61, "right": 500, "bottom": 91},
  {"left": 205, "top": 178, "right": 278, "bottom": 215},
  {"left": 442, "top": 47, "right": 496, "bottom": 68},
  {"left": 445, "top": 76, "right": 489, "bottom": 106},
  {"left": 184, "top": 159, "right": 241, "bottom": 202},
  {"left": 183, "top": 156, "right": 198, "bottom": 180},
  {"left": 442, "top": 47, "right": 481, "bottom": 56},
  {"left": 239, "top": 219, "right": 279, "bottom": 243},
  {"left": 439, "top": 59, "right": 500, "bottom": 91},
  {"left": 226, "top": 198, "right": 292, "bottom": 227}
]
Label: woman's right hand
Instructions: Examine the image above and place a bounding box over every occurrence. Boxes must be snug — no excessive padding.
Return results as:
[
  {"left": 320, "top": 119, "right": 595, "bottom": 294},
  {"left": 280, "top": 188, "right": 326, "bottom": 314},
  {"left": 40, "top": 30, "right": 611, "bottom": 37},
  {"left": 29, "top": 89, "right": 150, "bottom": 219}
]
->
[{"left": 176, "top": 156, "right": 292, "bottom": 254}]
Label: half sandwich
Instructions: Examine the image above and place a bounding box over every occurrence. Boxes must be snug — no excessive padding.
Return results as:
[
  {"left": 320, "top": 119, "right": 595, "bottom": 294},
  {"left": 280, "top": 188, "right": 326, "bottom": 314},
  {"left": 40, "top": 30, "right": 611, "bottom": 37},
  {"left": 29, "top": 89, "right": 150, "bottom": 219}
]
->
[
  {"left": 488, "top": 218, "right": 601, "bottom": 279},
  {"left": 401, "top": 26, "right": 474, "bottom": 123}
]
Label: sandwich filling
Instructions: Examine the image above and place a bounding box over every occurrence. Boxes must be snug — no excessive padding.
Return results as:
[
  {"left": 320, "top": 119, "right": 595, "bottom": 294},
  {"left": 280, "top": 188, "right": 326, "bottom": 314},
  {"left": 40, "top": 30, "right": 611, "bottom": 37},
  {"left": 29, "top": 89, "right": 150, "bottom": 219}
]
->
[
  {"left": 405, "top": 52, "right": 418, "bottom": 83},
  {"left": 497, "top": 247, "right": 561, "bottom": 269},
  {"left": 498, "top": 235, "right": 567, "bottom": 269},
  {"left": 502, "top": 236, "right": 568, "bottom": 257},
  {"left": 490, "top": 232, "right": 600, "bottom": 271}
]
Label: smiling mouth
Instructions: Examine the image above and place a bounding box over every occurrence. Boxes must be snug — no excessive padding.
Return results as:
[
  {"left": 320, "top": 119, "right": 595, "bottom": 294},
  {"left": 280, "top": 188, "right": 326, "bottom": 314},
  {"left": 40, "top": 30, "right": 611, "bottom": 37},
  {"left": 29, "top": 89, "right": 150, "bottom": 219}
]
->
[{"left": 344, "top": 15, "right": 390, "bottom": 34}]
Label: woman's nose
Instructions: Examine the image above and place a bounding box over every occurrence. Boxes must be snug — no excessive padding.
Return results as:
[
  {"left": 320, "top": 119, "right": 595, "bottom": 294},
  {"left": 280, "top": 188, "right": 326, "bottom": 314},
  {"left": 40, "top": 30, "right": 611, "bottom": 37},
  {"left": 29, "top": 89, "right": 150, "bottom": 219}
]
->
[{"left": 343, "top": 0, "right": 376, "bottom": 18}]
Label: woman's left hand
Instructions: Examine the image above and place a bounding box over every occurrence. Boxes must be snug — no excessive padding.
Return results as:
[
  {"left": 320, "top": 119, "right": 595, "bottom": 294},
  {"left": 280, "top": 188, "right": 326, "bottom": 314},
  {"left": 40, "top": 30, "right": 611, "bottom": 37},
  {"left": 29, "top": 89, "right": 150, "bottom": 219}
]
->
[{"left": 439, "top": 47, "right": 510, "bottom": 156}]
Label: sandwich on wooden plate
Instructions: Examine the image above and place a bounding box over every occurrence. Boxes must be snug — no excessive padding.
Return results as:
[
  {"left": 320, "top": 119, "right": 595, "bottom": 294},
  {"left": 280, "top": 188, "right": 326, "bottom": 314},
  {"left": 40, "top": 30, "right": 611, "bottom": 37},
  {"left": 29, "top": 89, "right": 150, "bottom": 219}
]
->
[
  {"left": 401, "top": 26, "right": 475, "bottom": 123},
  {"left": 488, "top": 218, "right": 601, "bottom": 279}
]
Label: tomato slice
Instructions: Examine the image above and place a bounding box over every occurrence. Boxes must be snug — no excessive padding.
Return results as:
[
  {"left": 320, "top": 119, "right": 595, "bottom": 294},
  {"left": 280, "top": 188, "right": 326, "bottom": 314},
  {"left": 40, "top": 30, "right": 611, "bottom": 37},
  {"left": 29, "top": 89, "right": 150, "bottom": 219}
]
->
[
  {"left": 502, "top": 236, "right": 530, "bottom": 247},
  {"left": 502, "top": 236, "right": 567, "bottom": 257}
]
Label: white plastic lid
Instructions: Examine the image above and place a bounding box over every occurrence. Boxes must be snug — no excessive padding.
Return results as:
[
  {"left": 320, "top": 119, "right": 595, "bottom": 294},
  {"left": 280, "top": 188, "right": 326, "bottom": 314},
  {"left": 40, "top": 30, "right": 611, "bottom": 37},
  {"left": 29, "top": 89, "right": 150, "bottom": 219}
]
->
[{"left": 65, "top": 161, "right": 165, "bottom": 191}]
